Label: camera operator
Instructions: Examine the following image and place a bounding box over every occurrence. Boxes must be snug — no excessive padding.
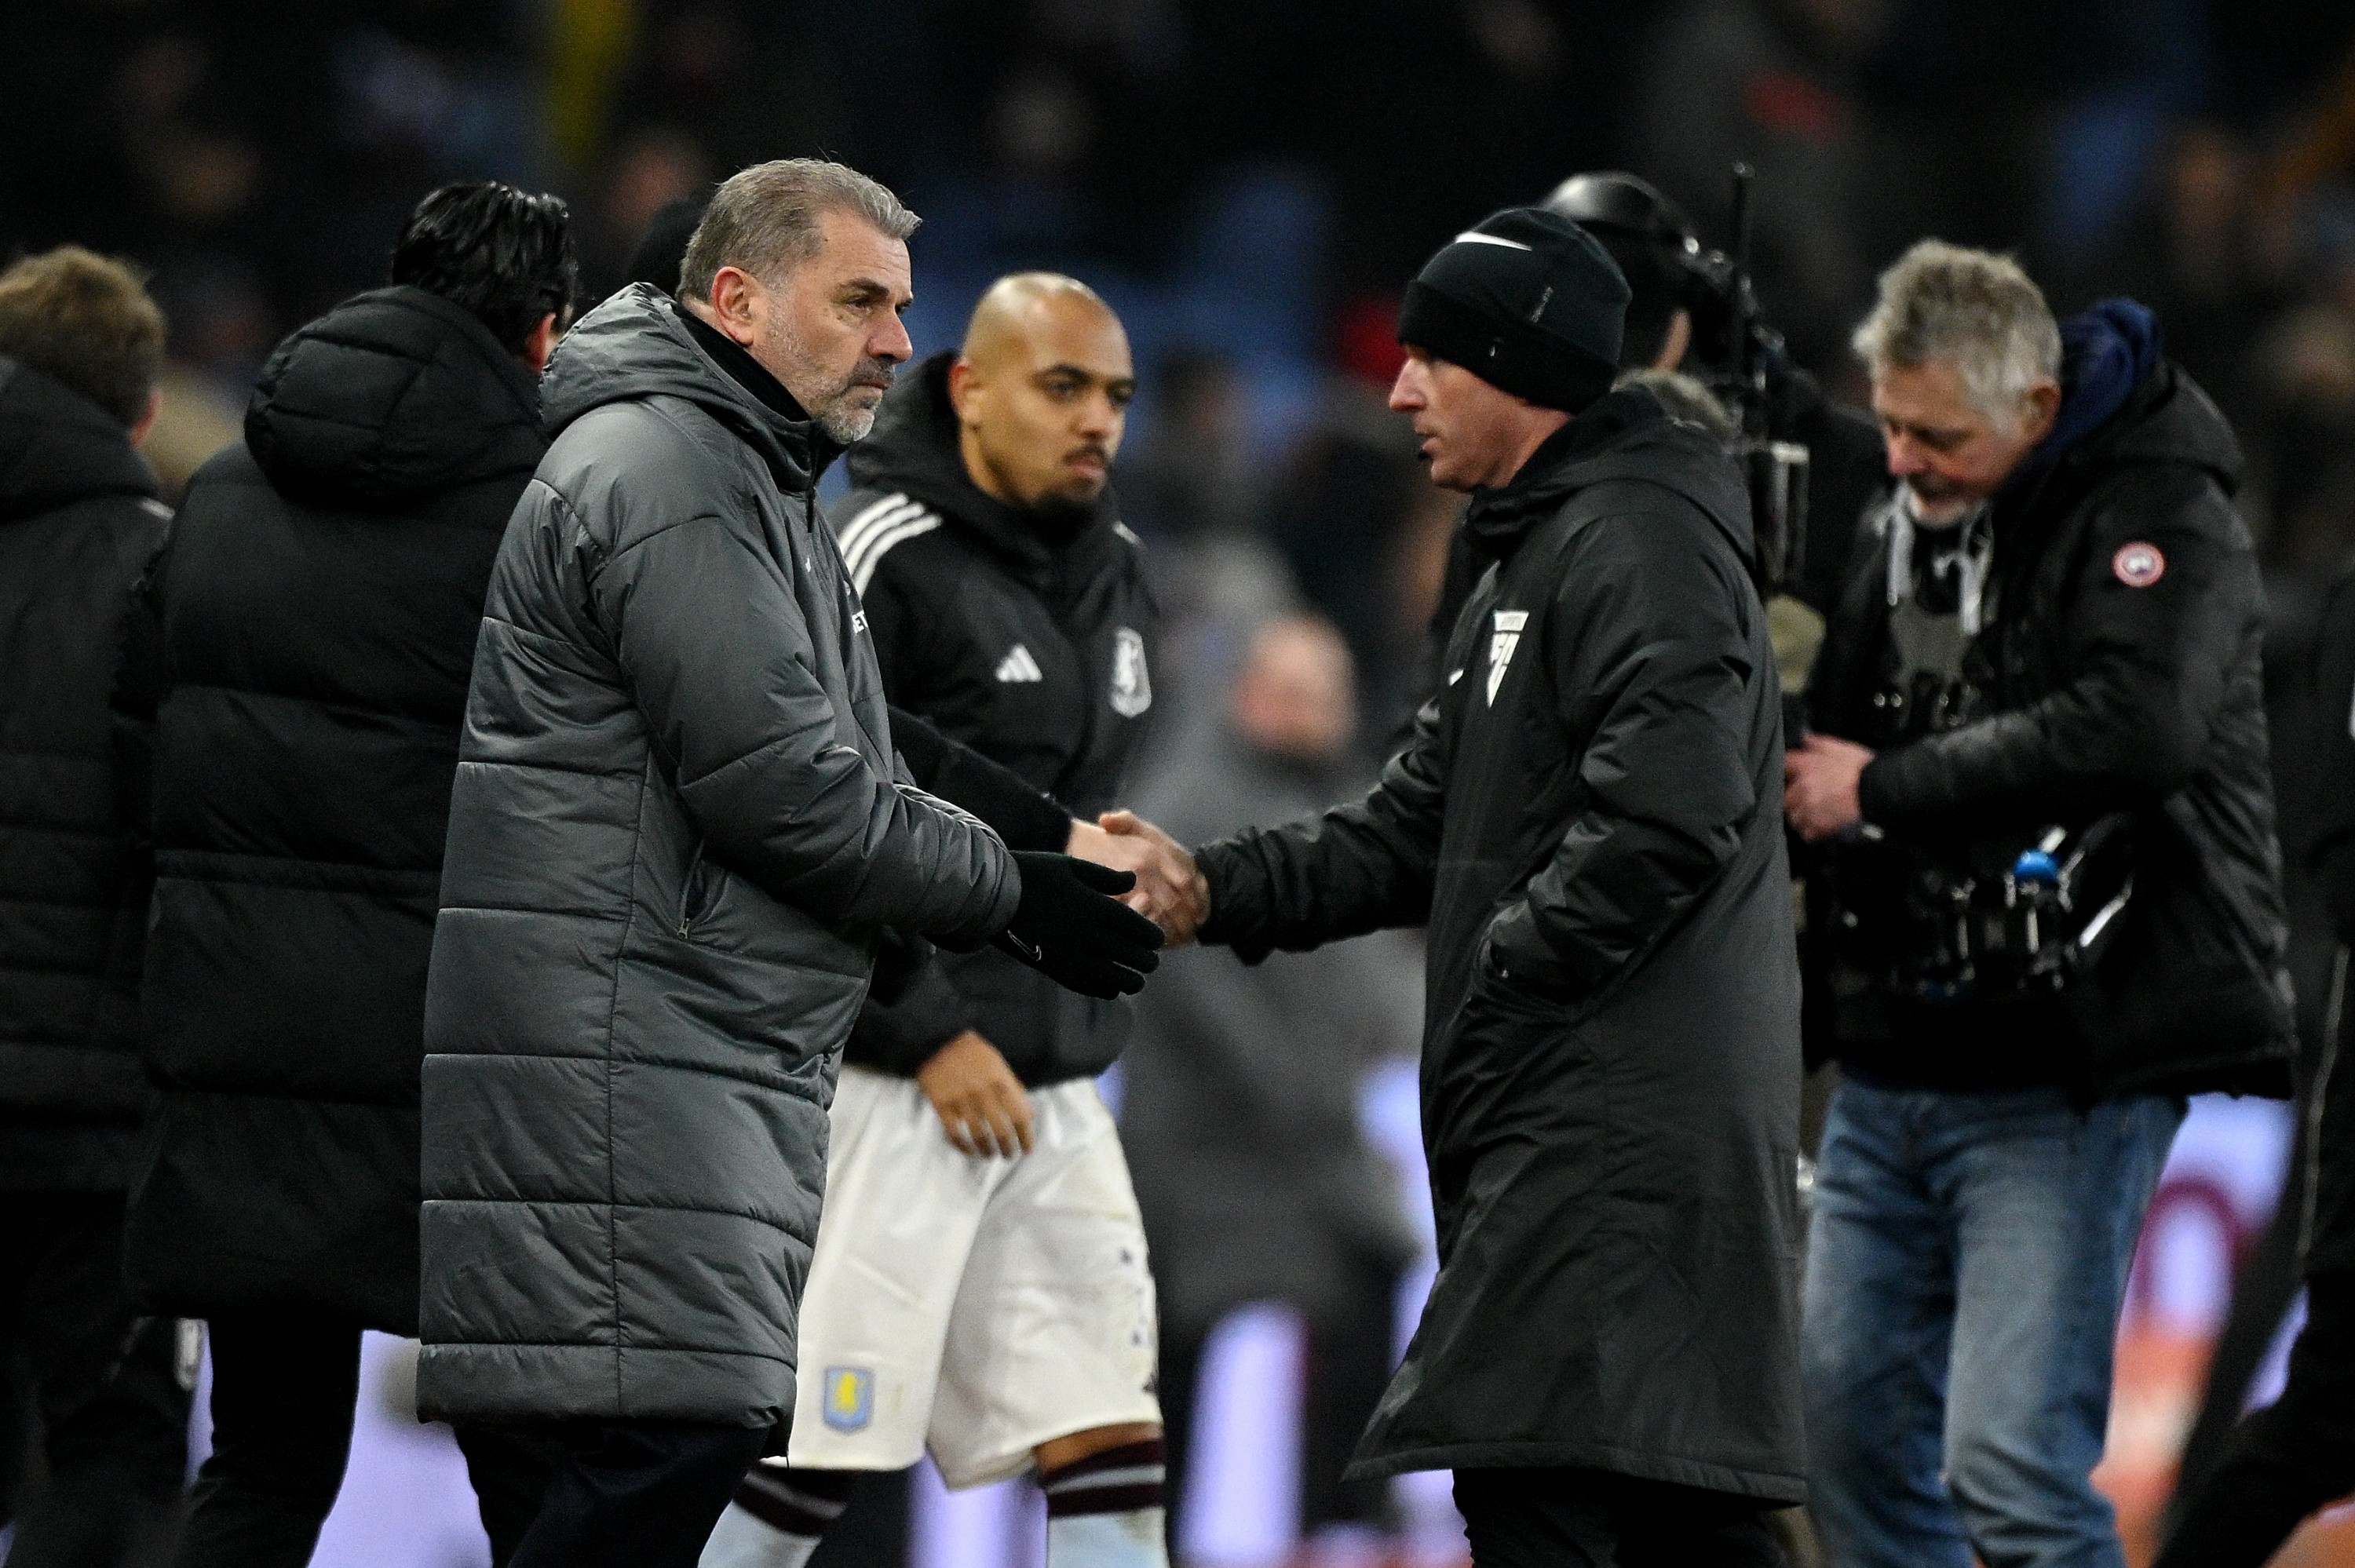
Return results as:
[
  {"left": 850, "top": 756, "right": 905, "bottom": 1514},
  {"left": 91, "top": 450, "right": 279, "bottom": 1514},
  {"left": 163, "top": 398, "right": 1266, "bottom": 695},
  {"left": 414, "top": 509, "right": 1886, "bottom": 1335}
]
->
[{"left": 1786, "top": 242, "right": 2294, "bottom": 1568}]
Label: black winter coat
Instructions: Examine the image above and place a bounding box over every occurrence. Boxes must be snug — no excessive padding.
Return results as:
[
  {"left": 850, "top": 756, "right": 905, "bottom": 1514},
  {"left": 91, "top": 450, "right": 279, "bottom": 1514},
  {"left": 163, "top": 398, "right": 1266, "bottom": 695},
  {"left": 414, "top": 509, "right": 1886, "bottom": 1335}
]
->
[
  {"left": 0, "top": 360, "right": 169, "bottom": 1191},
  {"left": 122, "top": 286, "right": 546, "bottom": 1332},
  {"left": 418, "top": 286, "right": 1017, "bottom": 1428},
  {"left": 834, "top": 352, "right": 1158, "bottom": 1085},
  {"left": 1197, "top": 388, "right": 1806, "bottom": 1500},
  {"left": 1809, "top": 363, "right": 2295, "bottom": 1101}
]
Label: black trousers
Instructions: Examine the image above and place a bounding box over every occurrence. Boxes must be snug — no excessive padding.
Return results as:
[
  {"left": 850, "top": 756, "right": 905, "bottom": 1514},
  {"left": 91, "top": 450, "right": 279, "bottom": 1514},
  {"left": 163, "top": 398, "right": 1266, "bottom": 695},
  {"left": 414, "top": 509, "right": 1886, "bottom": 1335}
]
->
[
  {"left": 2154, "top": 1271, "right": 2355, "bottom": 1568},
  {"left": 0, "top": 1191, "right": 189, "bottom": 1568},
  {"left": 1452, "top": 1467, "right": 1788, "bottom": 1568},
  {"left": 171, "top": 1313, "right": 555, "bottom": 1568},
  {"left": 1159, "top": 1251, "right": 1405, "bottom": 1540},
  {"left": 510, "top": 1418, "right": 767, "bottom": 1568}
]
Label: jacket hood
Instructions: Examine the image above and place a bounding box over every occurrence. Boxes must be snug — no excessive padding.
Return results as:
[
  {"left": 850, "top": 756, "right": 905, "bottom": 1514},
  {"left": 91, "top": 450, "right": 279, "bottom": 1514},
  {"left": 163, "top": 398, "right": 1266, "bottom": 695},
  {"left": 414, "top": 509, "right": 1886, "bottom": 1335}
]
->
[
  {"left": 845, "top": 351, "right": 1116, "bottom": 570},
  {"left": 0, "top": 357, "right": 155, "bottom": 522},
  {"left": 1465, "top": 382, "right": 1753, "bottom": 561},
  {"left": 539, "top": 283, "right": 826, "bottom": 492},
  {"left": 245, "top": 285, "right": 544, "bottom": 509},
  {"left": 2004, "top": 357, "right": 2242, "bottom": 533},
  {"left": 2011, "top": 297, "right": 2164, "bottom": 485}
]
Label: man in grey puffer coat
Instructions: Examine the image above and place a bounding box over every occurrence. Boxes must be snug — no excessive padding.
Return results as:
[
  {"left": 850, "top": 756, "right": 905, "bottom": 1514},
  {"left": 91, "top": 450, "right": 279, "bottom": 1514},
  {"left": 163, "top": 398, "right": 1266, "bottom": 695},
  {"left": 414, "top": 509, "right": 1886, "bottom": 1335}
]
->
[{"left": 418, "top": 159, "right": 1162, "bottom": 1568}]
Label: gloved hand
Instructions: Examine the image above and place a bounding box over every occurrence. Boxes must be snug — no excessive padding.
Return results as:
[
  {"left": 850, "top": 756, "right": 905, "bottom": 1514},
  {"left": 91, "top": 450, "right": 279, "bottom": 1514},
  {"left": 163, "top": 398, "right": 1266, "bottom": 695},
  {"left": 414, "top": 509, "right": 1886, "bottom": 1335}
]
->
[{"left": 993, "top": 851, "right": 1165, "bottom": 998}]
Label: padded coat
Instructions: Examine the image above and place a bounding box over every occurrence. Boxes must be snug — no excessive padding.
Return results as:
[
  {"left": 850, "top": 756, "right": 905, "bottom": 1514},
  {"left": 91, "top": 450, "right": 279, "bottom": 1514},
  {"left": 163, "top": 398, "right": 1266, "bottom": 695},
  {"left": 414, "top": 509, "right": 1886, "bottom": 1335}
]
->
[{"left": 416, "top": 285, "right": 1019, "bottom": 1428}]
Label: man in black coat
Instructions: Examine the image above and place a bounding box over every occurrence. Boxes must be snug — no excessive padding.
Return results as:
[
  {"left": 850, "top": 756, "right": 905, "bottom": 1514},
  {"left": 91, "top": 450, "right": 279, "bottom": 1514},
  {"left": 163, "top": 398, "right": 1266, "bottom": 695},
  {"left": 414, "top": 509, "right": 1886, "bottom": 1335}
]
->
[
  {"left": 0, "top": 246, "right": 190, "bottom": 1566},
  {"left": 1126, "top": 206, "right": 1807, "bottom": 1566},
  {"left": 2151, "top": 568, "right": 2355, "bottom": 1567},
  {"left": 1785, "top": 242, "right": 2291, "bottom": 1568},
  {"left": 1411, "top": 170, "right": 1887, "bottom": 731},
  {"left": 122, "top": 182, "right": 578, "bottom": 1568}
]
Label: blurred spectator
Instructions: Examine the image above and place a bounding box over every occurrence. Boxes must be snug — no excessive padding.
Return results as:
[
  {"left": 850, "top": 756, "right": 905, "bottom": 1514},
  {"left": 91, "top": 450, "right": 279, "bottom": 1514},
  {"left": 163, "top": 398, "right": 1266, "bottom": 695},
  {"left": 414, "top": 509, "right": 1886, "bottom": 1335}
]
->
[
  {"left": 1119, "top": 614, "right": 1422, "bottom": 1558},
  {"left": 2070, "top": 124, "right": 2281, "bottom": 437},
  {"left": 1634, "top": 0, "right": 1886, "bottom": 373},
  {"left": 1261, "top": 319, "right": 1435, "bottom": 716},
  {"left": 0, "top": 246, "right": 189, "bottom": 1567},
  {"left": 122, "top": 182, "right": 575, "bottom": 1568}
]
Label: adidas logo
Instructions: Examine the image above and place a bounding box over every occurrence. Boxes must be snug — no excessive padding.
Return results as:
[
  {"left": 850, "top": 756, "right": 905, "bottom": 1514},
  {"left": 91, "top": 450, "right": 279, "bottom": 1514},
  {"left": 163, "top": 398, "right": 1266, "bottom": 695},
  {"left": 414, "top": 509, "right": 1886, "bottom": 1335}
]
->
[{"left": 995, "top": 644, "right": 1045, "bottom": 684}]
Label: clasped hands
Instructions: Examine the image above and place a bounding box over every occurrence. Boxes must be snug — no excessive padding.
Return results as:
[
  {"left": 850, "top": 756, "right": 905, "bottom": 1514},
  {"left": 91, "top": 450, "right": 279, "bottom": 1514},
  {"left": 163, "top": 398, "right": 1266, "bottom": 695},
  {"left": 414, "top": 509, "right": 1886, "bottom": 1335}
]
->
[{"left": 1066, "top": 810, "right": 1208, "bottom": 947}]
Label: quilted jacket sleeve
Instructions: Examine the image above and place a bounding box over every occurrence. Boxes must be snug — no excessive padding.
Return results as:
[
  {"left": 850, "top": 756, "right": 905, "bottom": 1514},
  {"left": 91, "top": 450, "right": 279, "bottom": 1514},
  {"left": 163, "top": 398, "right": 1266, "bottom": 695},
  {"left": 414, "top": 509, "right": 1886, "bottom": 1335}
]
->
[{"left": 589, "top": 501, "right": 1018, "bottom": 945}]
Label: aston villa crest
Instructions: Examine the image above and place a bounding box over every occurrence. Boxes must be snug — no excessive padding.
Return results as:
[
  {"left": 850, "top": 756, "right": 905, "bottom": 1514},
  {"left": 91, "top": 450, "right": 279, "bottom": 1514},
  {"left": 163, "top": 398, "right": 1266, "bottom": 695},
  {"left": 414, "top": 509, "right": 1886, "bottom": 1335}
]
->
[{"left": 1110, "top": 627, "right": 1152, "bottom": 718}]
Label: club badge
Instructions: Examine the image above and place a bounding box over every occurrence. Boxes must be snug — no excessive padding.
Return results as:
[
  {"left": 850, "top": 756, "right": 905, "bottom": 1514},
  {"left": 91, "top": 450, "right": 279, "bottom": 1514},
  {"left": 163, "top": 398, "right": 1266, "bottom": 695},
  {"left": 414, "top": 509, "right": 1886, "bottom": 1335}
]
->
[
  {"left": 1110, "top": 627, "right": 1152, "bottom": 718},
  {"left": 822, "top": 1366, "right": 874, "bottom": 1431},
  {"left": 2112, "top": 542, "right": 2166, "bottom": 588},
  {"left": 1487, "top": 610, "right": 1528, "bottom": 706}
]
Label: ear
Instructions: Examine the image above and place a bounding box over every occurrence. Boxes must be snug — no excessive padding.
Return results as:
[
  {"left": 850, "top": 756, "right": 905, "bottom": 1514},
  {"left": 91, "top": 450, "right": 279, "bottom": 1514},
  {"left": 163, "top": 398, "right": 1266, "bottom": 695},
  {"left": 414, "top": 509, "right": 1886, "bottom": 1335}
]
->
[
  {"left": 2021, "top": 379, "right": 2062, "bottom": 445},
  {"left": 520, "top": 312, "right": 560, "bottom": 375},
  {"left": 129, "top": 387, "right": 162, "bottom": 450},
  {"left": 704, "top": 266, "right": 764, "bottom": 346},
  {"left": 947, "top": 356, "right": 980, "bottom": 420}
]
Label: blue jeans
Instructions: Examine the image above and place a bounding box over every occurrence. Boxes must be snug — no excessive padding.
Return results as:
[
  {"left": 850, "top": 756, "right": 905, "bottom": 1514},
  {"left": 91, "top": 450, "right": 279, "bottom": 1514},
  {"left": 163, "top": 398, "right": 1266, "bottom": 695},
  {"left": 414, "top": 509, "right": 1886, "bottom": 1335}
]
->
[{"left": 1802, "top": 1080, "right": 2184, "bottom": 1568}]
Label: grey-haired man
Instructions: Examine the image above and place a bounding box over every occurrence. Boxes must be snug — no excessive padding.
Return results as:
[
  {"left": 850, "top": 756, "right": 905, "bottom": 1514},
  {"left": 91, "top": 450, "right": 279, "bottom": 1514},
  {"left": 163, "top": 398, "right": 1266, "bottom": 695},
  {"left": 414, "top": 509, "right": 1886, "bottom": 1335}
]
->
[
  {"left": 416, "top": 159, "right": 1161, "bottom": 1568},
  {"left": 1789, "top": 241, "right": 2291, "bottom": 1568}
]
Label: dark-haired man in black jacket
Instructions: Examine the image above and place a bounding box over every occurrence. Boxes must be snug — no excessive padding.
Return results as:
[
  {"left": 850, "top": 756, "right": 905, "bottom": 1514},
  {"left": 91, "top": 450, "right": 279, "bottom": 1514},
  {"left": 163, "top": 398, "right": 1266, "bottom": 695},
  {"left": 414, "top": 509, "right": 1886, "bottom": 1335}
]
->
[
  {"left": 1126, "top": 207, "right": 1806, "bottom": 1566},
  {"left": 1787, "top": 242, "right": 2291, "bottom": 1568},
  {"left": 123, "top": 180, "right": 576, "bottom": 1568},
  {"left": 0, "top": 246, "right": 189, "bottom": 1568}
]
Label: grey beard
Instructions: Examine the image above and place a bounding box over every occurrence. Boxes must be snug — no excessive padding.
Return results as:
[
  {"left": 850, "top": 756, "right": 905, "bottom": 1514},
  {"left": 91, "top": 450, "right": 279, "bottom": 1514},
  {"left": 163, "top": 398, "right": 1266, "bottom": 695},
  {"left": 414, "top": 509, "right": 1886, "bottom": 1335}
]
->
[{"left": 817, "top": 403, "right": 878, "bottom": 444}]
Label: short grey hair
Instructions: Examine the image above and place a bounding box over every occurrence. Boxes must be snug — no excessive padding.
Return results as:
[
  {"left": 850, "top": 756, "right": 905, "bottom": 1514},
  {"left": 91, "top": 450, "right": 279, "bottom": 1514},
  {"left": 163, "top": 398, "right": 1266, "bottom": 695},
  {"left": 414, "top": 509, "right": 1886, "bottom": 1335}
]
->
[
  {"left": 678, "top": 159, "right": 920, "bottom": 301},
  {"left": 1852, "top": 240, "right": 2061, "bottom": 426}
]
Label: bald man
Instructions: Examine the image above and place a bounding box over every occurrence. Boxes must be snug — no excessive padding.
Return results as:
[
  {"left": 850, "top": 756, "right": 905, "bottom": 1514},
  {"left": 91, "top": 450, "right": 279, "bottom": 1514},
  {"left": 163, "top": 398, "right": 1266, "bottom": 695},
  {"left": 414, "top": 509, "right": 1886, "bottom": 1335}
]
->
[{"left": 703, "top": 275, "right": 1173, "bottom": 1568}]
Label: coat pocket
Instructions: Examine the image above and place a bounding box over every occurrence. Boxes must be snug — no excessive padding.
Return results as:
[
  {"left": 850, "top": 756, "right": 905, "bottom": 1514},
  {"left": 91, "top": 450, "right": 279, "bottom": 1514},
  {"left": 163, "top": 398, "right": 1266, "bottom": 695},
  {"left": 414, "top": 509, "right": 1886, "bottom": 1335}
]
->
[{"left": 677, "top": 844, "right": 727, "bottom": 937}]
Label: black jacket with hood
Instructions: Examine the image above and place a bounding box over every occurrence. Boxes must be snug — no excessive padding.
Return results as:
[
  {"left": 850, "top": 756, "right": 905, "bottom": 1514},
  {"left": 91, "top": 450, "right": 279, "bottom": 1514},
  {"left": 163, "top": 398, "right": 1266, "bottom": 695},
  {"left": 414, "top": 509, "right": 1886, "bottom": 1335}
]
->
[
  {"left": 1807, "top": 302, "right": 2294, "bottom": 1101},
  {"left": 0, "top": 359, "right": 170, "bottom": 1191},
  {"left": 122, "top": 285, "right": 547, "bottom": 1331},
  {"left": 834, "top": 351, "right": 1159, "bottom": 1086},
  {"left": 1196, "top": 386, "right": 1806, "bottom": 1499}
]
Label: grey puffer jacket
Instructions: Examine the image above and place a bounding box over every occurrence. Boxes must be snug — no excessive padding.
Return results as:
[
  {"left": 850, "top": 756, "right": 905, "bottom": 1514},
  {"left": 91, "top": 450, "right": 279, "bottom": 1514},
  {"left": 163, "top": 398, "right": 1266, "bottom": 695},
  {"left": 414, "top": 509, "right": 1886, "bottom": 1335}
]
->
[{"left": 418, "top": 284, "right": 1020, "bottom": 1428}]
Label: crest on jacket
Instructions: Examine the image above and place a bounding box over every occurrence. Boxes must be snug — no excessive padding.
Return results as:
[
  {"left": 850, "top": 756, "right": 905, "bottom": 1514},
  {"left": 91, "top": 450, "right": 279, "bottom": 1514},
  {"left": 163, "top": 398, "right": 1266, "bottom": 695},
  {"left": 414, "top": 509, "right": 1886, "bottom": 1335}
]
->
[
  {"left": 1488, "top": 611, "right": 1529, "bottom": 706},
  {"left": 822, "top": 1366, "right": 874, "bottom": 1431},
  {"left": 1111, "top": 626, "right": 1152, "bottom": 717}
]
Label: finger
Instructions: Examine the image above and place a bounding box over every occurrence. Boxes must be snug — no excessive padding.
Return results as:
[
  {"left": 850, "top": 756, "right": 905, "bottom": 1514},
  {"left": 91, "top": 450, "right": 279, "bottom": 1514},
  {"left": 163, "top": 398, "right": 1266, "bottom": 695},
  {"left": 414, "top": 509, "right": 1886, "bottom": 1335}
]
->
[
  {"left": 944, "top": 1115, "right": 976, "bottom": 1156},
  {"left": 1011, "top": 1102, "right": 1036, "bottom": 1156},
  {"left": 1099, "top": 810, "right": 1139, "bottom": 834}
]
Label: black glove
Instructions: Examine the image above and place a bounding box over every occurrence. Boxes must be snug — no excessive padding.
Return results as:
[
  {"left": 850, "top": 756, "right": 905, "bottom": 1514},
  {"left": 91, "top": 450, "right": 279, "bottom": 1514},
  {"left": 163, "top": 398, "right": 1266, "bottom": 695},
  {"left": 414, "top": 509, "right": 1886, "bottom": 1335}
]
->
[{"left": 993, "top": 851, "right": 1164, "bottom": 999}]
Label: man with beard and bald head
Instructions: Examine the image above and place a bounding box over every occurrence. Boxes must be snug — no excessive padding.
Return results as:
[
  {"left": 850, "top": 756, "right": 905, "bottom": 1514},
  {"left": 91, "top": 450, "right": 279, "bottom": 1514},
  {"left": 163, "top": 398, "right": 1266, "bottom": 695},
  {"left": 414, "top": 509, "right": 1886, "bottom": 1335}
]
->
[{"left": 702, "top": 273, "right": 1179, "bottom": 1568}]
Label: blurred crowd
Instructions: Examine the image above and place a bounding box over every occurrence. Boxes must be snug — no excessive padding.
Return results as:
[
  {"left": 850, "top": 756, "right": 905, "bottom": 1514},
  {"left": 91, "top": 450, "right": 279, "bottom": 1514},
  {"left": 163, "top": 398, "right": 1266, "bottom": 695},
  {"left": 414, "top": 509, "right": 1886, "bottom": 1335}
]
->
[{"left": 9, "top": 0, "right": 2355, "bottom": 724}]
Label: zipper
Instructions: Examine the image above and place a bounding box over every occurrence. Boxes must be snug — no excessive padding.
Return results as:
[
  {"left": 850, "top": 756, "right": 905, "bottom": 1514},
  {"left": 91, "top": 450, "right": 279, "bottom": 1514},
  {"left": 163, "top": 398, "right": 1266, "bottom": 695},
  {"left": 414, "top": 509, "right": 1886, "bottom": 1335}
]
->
[{"left": 677, "top": 843, "right": 710, "bottom": 936}]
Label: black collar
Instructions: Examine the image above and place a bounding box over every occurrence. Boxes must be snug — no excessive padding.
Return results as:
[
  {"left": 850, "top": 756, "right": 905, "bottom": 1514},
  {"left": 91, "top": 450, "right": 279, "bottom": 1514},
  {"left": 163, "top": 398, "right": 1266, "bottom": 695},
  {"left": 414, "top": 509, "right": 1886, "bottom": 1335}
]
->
[{"left": 670, "top": 300, "right": 812, "bottom": 426}]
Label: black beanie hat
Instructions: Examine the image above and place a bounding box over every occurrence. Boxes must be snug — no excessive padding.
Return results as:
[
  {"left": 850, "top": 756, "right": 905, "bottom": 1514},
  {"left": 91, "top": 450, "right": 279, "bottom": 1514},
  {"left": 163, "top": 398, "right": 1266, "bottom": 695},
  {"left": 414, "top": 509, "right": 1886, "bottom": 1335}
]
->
[{"left": 1396, "top": 206, "right": 1631, "bottom": 412}]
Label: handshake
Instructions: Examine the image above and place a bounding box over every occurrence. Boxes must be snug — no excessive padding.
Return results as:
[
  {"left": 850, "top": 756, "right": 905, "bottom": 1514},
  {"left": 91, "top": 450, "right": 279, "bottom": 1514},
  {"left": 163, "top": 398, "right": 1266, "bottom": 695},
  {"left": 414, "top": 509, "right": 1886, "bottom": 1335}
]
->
[{"left": 988, "top": 812, "right": 1210, "bottom": 1000}]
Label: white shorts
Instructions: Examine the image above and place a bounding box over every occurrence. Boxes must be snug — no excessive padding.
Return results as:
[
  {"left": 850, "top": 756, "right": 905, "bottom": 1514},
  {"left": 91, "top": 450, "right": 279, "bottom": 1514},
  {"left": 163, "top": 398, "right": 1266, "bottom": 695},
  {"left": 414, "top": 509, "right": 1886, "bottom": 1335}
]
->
[{"left": 786, "top": 1066, "right": 1160, "bottom": 1489}]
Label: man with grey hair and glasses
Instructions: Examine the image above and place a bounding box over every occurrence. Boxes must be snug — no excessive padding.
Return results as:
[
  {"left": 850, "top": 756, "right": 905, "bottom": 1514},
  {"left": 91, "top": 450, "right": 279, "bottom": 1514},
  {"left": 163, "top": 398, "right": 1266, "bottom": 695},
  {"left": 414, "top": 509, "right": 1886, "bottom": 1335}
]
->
[
  {"left": 1786, "top": 240, "right": 2292, "bottom": 1566},
  {"left": 416, "top": 158, "right": 1162, "bottom": 1567}
]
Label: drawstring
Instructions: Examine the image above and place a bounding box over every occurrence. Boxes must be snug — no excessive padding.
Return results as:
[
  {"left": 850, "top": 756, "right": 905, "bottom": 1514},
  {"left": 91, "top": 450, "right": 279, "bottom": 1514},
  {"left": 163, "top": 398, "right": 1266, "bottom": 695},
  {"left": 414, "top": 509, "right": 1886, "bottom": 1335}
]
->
[{"left": 1886, "top": 490, "right": 1995, "bottom": 636}]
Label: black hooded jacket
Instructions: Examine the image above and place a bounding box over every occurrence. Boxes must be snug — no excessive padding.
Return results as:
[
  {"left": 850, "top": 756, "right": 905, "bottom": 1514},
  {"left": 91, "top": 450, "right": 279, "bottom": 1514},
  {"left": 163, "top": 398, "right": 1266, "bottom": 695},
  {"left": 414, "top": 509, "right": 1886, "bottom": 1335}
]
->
[
  {"left": 1196, "top": 387, "right": 1806, "bottom": 1498},
  {"left": 0, "top": 360, "right": 169, "bottom": 1191},
  {"left": 121, "top": 286, "right": 546, "bottom": 1331},
  {"left": 1808, "top": 358, "right": 2295, "bottom": 1100},
  {"left": 834, "top": 352, "right": 1159, "bottom": 1085}
]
